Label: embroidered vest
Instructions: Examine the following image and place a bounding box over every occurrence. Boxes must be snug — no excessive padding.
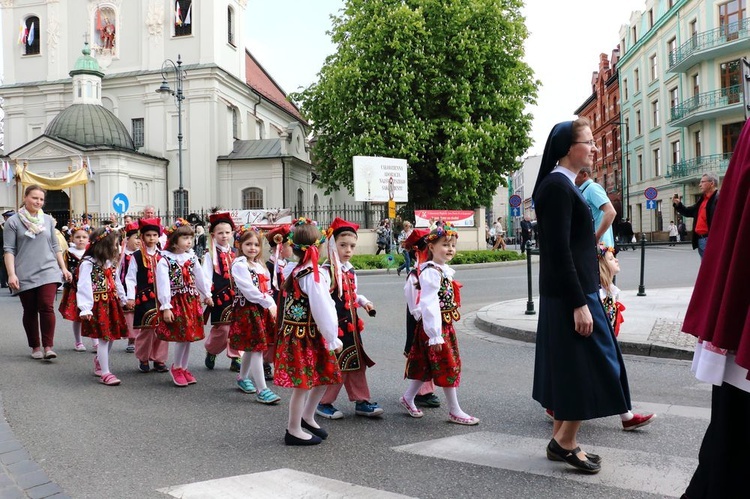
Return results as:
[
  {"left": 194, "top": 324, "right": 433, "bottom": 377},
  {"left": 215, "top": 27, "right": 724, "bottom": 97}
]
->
[
  {"left": 134, "top": 249, "right": 161, "bottom": 304},
  {"left": 212, "top": 248, "right": 235, "bottom": 307},
  {"left": 280, "top": 267, "right": 318, "bottom": 339},
  {"left": 164, "top": 255, "right": 199, "bottom": 297},
  {"left": 422, "top": 263, "right": 461, "bottom": 324}
]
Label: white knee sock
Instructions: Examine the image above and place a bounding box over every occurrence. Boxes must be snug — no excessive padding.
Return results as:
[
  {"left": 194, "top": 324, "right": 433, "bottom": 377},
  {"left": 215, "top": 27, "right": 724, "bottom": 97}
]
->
[
  {"left": 173, "top": 343, "right": 188, "bottom": 369},
  {"left": 442, "top": 387, "right": 470, "bottom": 419},
  {"left": 72, "top": 322, "right": 82, "bottom": 344},
  {"left": 180, "top": 342, "right": 191, "bottom": 368},
  {"left": 239, "top": 351, "right": 253, "bottom": 379},
  {"left": 249, "top": 351, "right": 267, "bottom": 391},
  {"left": 302, "top": 386, "right": 328, "bottom": 425},
  {"left": 97, "top": 340, "right": 111, "bottom": 375},
  {"left": 620, "top": 411, "right": 634, "bottom": 421},
  {"left": 287, "top": 389, "right": 308, "bottom": 438},
  {"left": 402, "top": 379, "right": 424, "bottom": 407}
]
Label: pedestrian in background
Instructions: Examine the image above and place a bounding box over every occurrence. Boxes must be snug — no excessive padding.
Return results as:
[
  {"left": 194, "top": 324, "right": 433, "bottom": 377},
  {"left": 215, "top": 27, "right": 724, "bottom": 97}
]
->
[
  {"left": 396, "top": 221, "right": 414, "bottom": 276},
  {"left": 673, "top": 172, "right": 719, "bottom": 258},
  {"left": 401, "top": 223, "right": 478, "bottom": 426},
  {"left": 520, "top": 215, "right": 533, "bottom": 254},
  {"left": 155, "top": 219, "right": 213, "bottom": 387},
  {"left": 681, "top": 121, "right": 750, "bottom": 499},
  {"left": 78, "top": 226, "right": 129, "bottom": 386},
  {"left": 4, "top": 185, "right": 72, "bottom": 360},
  {"left": 668, "top": 221, "right": 678, "bottom": 246},
  {"left": 375, "top": 219, "right": 391, "bottom": 255},
  {"left": 532, "top": 119, "right": 632, "bottom": 474},
  {"left": 574, "top": 167, "right": 616, "bottom": 247},
  {"left": 491, "top": 217, "right": 506, "bottom": 250},
  {"left": 274, "top": 219, "right": 342, "bottom": 446}
]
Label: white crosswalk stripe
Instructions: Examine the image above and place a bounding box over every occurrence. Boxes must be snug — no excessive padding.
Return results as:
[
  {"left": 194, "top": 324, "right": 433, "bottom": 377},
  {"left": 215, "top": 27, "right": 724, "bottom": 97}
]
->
[
  {"left": 157, "top": 468, "right": 416, "bottom": 499},
  {"left": 393, "top": 431, "right": 697, "bottom": 498}
]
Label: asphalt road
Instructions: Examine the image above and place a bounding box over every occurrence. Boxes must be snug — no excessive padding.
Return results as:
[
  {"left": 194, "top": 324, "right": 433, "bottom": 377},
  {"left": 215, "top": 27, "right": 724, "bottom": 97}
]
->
[{"left": 0, "top": 245, "right": 705, "bottom": 498}]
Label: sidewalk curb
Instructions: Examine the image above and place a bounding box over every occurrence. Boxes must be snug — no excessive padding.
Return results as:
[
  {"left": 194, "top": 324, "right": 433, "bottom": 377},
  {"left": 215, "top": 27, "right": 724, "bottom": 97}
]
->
[{"left": 473, "top": 312, "right": 694, "bottom": 361}]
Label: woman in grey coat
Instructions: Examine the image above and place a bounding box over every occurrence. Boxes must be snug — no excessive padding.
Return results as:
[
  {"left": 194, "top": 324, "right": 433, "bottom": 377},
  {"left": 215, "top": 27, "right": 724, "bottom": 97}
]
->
[{"left": 4, "top": 185, "right": 72, "bottom": 360}]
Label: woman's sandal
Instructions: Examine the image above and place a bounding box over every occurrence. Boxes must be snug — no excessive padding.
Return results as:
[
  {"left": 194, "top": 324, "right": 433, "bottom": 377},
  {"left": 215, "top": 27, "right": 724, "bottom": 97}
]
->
[{"left": 546, "top": 438, "right": 601, "bottom": 473}]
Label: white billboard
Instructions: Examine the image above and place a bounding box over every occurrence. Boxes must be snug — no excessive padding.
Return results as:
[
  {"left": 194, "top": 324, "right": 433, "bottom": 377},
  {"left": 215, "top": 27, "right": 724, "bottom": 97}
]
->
[{"left": 352, "top": 156, "right": 409, "bottom": 202}]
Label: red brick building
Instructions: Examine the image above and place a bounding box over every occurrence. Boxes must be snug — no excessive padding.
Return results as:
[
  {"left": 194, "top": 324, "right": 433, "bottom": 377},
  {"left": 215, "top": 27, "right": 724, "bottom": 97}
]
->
[{"left": 574, "top": 48, "right": 624, "bottom": 218}]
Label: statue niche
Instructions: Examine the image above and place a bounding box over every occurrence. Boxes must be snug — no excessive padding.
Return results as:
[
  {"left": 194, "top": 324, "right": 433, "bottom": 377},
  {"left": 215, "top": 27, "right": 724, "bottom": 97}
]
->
[{"left": 94, "top": 6, "right": 116, "bottom": 54}]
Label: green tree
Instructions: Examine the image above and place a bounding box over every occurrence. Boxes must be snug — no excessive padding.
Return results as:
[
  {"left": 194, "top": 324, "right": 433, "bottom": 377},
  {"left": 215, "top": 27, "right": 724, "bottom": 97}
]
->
[{"left": 291, "top": 0, "right": 538, "bottom": 208}]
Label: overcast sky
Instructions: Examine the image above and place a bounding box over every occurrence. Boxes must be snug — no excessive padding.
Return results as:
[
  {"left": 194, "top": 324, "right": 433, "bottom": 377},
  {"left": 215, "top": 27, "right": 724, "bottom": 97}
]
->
[{"left": 246, "top": 0, "right": 646, "bottom": 156}]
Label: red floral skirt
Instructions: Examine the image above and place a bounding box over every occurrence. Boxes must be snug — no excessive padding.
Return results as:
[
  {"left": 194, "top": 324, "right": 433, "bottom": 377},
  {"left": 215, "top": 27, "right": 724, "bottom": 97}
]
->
[
  {"left": 58, "top": 287, "right": 80, "bottom": 322},
  {"left": 155, "top": 293, "right": 205, "bottom": 342},
  {"left": 405, "top": 322, "right": 462, "bottom": 387},
  {"left": 274, "top": 323, "right": 341, "bottom": 389},
  {"left": 229, "top": 302, "right": 274, "bottom": 352},
  {"left": 81, "top": 296, "right": 129, "bottom": 341}
]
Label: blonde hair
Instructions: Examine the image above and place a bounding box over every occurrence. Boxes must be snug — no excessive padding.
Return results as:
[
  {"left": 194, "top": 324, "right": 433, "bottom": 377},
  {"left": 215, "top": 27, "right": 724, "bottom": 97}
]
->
[{"left": 598, "top": 254, "right": 615, "bottom": 290}]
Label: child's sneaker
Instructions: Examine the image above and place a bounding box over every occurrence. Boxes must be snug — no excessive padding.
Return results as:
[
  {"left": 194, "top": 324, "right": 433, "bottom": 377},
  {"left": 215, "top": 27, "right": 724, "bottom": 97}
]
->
[
  {"left": 100, "top": 373, "right": 121, "bottom": 386},
  {"left": 125, "top": 344, "right": 135, "bottom": 353},
  {"left": 183, "top": 368, "right": 197, "bottom": 385},
  {"left": 93, "top": 357, "right": 102, "bottom": 377},
  {"left": 138, "top": 361, "right": 151, "bottom": 373},
  {"left": 204, "top": 352, "right": 216, "bottom": 370},
  {"left": 237, "top": 378, "right": 256, "bottom": 394},
  {"left": 316, "top": 403, "right": 344, "bottom": 420},
  {"left": 229, "top": 357, "right": 241, "bottom": 372},
  {"left": 414, "top": 393, "right": 441, "bottom": 408},
  {"left": 153, "top": 362, "right": 169, "bottom": 373},
  {"left": 256, "top": 388, "right": 281, "bottom": 404},
  {"left": 355, "top": 401, "right": 384, "bottom": 417},
  {"left": 170, "top": 365, "right": 188, "bottom": 387},
  {"left": 263, "top": 363, "right": 274, "bottom": 380},
  {"left": 74, "top": 342, "right": 87, "bottom": 352}
]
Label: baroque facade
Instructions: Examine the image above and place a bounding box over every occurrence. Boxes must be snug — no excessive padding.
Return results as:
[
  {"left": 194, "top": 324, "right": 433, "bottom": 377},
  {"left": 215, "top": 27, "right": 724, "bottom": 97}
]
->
[{"left": 0, "top": 0, "right": 327, "bottom": 218}]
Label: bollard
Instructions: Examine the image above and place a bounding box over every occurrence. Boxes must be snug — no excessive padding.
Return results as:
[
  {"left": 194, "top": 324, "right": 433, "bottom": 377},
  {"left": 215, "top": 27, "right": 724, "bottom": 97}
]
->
[
  {"left": 637, "top": 233, "right": 647, "bottom": 296},
  {"left": 525, "top": 241, "right": 536, "bottom": 315}
]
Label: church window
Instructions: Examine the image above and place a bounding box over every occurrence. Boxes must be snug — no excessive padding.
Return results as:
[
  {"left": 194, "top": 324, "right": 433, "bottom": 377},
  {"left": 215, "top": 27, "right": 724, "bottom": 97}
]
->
[
  {"left": 22, "top": 16, "right": 41, "bottom": 56},
  {"left": 243, "top": 187, "right": 263, "bottom": 209},
  {"left": 174, "top": 0, "right": 193, "bottom": 37}
]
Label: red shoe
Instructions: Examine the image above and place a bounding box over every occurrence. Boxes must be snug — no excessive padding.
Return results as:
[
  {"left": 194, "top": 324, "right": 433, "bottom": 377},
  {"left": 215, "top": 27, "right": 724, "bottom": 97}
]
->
[
  {"left": 170, "top": 364, "right": 188, "bottom": 387},
  {"left": 545, "top": 409, "right": 555, "bottom": 422},
  {"left": 183, "top": 368, "right": 197, "bottom": 385},
  {"left": 622, "top": 413, "right": 656, "bottom": 431},
  {"left": 93, "top": 357, "right": 102, "bottom": 377}
]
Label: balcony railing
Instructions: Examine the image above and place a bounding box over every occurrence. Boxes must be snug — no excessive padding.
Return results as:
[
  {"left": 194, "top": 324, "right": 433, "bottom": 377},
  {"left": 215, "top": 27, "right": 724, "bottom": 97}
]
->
[
  {"left": 669, "top": 85, "right": 742, "bottom": 123},
  {"left": 669, "top": 19, "right": 750, "bottom": 70},
  {"left": 667, "top": 153, "right": 731, "bottom": 179}
]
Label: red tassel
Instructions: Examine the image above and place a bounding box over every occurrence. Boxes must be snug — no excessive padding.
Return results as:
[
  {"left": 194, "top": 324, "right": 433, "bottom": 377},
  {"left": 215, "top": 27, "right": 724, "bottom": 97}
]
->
[
  {"left": 347, "top": 323, "right": 355, "bottom": 332},
  {"left": 149, "top": 291, "right": 155, "bottom": 299},
  {"left": 223, "top": 293, "right": 229, "bottom": 302},
  {"left": 338, "top": 327, "right": 344, "bottom": 338},
  {"left": 217, "top": 298, "right": 222, "bottom": 305},
  {"left": 357, "top": 319, "right": 364, "bottom": 330}
]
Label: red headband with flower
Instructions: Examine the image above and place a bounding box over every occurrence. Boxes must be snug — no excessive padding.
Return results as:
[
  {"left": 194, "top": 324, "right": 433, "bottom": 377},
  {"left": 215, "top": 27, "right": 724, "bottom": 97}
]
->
[
  {"left": 289, "top": 217, "right": 326, "bottom": 282},
  {"left": 164, "top": 218, "right": 190, "bottom": 236}
]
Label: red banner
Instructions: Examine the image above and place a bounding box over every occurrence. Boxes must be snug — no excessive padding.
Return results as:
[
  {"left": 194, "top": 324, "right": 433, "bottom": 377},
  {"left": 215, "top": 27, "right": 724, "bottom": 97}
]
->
[{"left": 414, "top": 209, "right": 475, "bottom": 227}]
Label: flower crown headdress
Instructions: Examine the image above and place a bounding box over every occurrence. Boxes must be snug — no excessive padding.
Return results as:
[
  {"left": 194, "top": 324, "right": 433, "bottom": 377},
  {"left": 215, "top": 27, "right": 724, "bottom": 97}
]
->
[
  {"left": 288, "top": 217, "right": 326, "bottom": 251},
  {"left": 234, "top": 224, "right": 261, "bottom": 243},
  {"left": 598, "top": 244, "right": 615, "bottom": 259},
  {"left": 94, "top": 224, "right": 121, "bottom": 242},
  {"left": 67, "top": 223, "right": 92, "bottom": 236},
  {"left": 164, "top": 218, "right": 190, "bottom": 236},
  {"left": 425, "top": 222, "right": 458, "bottom": 243}
]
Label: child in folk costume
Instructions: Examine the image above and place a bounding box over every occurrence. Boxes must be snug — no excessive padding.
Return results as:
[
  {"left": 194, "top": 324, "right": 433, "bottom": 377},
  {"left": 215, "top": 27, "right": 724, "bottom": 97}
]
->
[
  {"left": 316, "top": 217, "right": 383, "bottom": 419},
  {"left": 125, "top": 218, "right": 169, "bottom": 373},
  {"left": 58, "top": 223, "right": 96, "bottom": 352},
  {"left": 155, "top": 219, "right": 213, "bottom": 387},
  {"left": 402, "top": 228, "right": 442, "bottom": 409},
  {"left": 274, "top": 219, "right": 342, "bottom": 446},
  {"left": 229, "top": 224, "right": 281, "bottom": 404},
  {"left": 118, "top": 222, "right": 140, "bottom": 353},
  {"left": 201, "top": 212, "right": 242, "bottom": 372},
  {"left": 400, "top": 223, "right": 479, "bottom": 425},
  {"left": 77, "top": 226, "right": 130, "bottom": 386},
  {"left": 263, "top": 225, "right": 293, "bottom": 381}
]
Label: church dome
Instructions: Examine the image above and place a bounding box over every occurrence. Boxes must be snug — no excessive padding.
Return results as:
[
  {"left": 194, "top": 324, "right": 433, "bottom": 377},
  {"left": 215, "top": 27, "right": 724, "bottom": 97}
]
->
[{"left": 45, "top": 104, "right": 135, "bottom": 150}]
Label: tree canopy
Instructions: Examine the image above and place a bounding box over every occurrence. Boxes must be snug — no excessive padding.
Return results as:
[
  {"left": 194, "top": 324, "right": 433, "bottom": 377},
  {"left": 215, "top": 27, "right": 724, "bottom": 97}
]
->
[{"left": 291, "top": 0, "right": 538, "bottom": 209}]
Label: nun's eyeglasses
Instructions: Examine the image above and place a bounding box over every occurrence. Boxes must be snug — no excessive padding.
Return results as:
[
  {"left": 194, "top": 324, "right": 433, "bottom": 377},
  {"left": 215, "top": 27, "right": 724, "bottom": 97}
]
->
[{"left": 573, "top": 140, "right": 597, "bottom": 146}]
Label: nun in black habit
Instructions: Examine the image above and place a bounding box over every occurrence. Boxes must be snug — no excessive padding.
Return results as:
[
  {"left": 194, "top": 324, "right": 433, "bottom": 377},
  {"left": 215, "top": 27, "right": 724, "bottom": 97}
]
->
[{"left": 531, "top": 118, "right": 631, "bottom": 474}]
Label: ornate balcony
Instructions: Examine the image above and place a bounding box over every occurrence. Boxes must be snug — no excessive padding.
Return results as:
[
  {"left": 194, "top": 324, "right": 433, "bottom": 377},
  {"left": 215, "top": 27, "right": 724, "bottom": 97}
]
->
[
  {"left": 668, "top": 85, "right": 744, "bottom": 127},
  {"left": 669, "top": 19, "right": 750, "bottom": 73},
  {"left": 666, "top": 153, "right": 731, "bottom": 184}
]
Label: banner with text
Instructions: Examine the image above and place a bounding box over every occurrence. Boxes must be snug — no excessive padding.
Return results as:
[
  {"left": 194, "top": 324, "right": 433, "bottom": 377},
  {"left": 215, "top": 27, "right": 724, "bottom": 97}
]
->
[
  {"left": 227, "top": 209, "right": 293, "bottom": 228},
  {"left": 414, "top": 209, "right": 475, "bottom": 228},
  {"left": 352, "top": 156, "right": 409, "bottom": 202}
]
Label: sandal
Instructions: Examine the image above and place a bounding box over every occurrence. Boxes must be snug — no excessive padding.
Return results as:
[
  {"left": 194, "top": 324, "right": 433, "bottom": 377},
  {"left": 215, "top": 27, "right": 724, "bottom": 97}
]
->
[
  {"left": 448, "top": 413, "right": 480, "bottom": 426},
  {"left": 399, "top": 396, "right": 423, "bottom": 418},
  {"left": 546, "top": 438, "right": 601, "bottom": 473},
  {"left": 93, "top": 357, "right": 102, "bottom": 376},
  {"left": 100, "top": 373, "right": 121, "bottom": 386}
]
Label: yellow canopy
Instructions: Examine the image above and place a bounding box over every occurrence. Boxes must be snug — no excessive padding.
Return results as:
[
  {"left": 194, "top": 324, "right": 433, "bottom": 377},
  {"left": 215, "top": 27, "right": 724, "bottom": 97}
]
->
[{"left": 16, "top": 165, "right": 89, "bottom": 189}]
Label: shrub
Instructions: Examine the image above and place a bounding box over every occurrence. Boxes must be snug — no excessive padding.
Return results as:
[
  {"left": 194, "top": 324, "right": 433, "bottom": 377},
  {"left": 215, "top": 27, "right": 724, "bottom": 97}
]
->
[{"left": 346, "top": 250, "right": 524, "bottom": 270}]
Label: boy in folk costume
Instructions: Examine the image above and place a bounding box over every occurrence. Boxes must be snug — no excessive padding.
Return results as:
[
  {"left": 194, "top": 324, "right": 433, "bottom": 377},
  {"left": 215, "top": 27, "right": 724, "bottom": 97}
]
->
[
  {"left": 125, "top": 218, "right": 169, "bottom": 373},
  {"left": 202, "top": 212, "right": 242, "bottom": 372},
  {"left": 316, "top": 218, "right": 383, "bottom": 419},
  {"left": 263, "top": 224, "right": 293, "bottom": 380},
  {"left": 118, "top": 222, "right": 141, "bottom": 353}
]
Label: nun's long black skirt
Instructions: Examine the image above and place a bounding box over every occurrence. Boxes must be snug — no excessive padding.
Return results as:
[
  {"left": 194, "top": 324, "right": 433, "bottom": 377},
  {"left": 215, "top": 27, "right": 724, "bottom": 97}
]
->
[{"left": 532, "top": 292, "right": 631, "bottom": 421}]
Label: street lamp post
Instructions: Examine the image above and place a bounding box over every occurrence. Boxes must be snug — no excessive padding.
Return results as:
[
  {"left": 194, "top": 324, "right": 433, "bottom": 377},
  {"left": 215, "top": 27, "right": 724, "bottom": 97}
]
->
[{"left": 156, "top": 55, "right": 186, "bottom": 219}]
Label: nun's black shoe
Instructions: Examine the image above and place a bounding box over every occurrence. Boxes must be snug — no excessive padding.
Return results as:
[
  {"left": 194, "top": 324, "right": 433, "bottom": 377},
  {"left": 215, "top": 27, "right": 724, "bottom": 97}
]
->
[
  {"left": 285, "top": 430, "right": 322, "bottom": 446},
  {"left": 301, "top": 419, "right": 328, "bottom": 440},
  {"left": 546, "top": 443, "right": 601, "bottom": 464},
  {"left": 546, "top": 438, "right": 601, "bottom": 473}
]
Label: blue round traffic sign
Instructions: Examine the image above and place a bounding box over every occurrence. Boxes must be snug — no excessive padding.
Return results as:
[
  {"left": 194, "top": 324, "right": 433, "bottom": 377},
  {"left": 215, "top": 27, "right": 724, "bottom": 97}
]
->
[
  {"left": 644, "top": 187, "right": 658, "bottom": 200},
  {"left": 112, "top": 193, "right": 130, "bottom": 214},
  {"left": 509, "top": 194, "right": 522, "bottom": 208}
]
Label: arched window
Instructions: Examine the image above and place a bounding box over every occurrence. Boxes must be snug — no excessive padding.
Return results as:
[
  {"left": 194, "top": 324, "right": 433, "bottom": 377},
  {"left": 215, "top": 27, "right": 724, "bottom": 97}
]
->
[
  {"left": 243, "top": 187, "right": 263, "bottom": 209},
  {"left": 232, "top": 108, "right": 239, "bottom": 140},
  {"left": 227, "top": 6, "right": 236, "bottom": 46},
  {"left": 297, "top": 188, "right": 304, "bottom": 213},
  {"left": 23, "top": 16, "right": 41, "bottom": 56},
  {"left": 174, "top": 0, "right": 193, "bottom": 37},
  {"left": 313, "top": 194, "right": 319, "bottom": 219}
]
